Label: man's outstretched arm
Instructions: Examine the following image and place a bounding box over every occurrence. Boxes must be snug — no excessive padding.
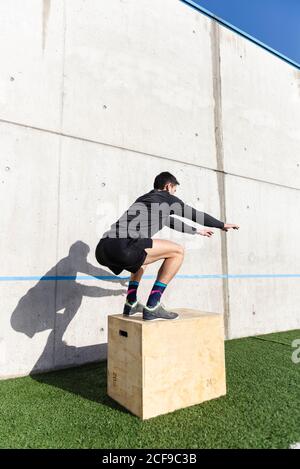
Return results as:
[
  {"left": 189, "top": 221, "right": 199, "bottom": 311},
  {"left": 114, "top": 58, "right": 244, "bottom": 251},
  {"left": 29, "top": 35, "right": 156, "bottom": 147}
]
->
[
  {"left": 167, "top": 193, "right": 224, "bottom": 229},
  {"left": 165, "top": 215, "right": 197, "bottom": 235}
]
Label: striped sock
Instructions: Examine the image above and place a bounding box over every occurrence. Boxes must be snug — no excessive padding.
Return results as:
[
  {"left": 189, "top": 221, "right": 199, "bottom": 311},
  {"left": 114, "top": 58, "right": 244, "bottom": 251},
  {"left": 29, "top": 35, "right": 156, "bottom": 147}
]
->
[
  {"left": 126, "top": 280, "right": 139, "bottom": 305},
  {"left": 146, "top": 280, "right": 167, "bottom": 308}
]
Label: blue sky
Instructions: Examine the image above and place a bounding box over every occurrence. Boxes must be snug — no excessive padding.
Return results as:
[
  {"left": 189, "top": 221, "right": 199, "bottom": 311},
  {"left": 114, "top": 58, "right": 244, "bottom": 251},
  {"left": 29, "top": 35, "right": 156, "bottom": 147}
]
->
[{"left": 182, "top": 0, "right": 300, "bottom": 68}]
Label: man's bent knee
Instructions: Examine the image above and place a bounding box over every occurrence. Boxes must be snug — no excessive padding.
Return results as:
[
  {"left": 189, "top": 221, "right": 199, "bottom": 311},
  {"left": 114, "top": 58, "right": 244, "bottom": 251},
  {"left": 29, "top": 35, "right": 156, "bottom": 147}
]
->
[{"left": 175, "top": 244, "right": 185, "bottom": 256}]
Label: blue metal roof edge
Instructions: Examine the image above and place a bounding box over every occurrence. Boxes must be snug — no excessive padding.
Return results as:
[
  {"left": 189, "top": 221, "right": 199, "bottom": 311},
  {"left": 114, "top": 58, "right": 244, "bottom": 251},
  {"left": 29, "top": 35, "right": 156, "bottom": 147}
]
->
[{"left": 181, "top": 0, "right": 300, "bottom": 70}]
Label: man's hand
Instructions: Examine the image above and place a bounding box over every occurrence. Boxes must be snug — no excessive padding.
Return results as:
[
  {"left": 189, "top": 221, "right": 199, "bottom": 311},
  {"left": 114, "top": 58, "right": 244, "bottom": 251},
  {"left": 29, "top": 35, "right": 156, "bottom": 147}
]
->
[
  {"left": 196, "top": 228, "right": 214, "bottom": 238},
  {"left": 222, "top": 223, "right": 240, "bottom": 232}
]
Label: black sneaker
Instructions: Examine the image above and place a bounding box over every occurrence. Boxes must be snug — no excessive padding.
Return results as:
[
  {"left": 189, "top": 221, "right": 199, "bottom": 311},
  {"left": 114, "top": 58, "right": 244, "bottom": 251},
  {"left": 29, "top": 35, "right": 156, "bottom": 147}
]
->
[
  {"left": 123, "top": 300, "right": 144, "bottom": 316},
  {"left": 142, "top": 302, "right": 179, "bottom": 321}
]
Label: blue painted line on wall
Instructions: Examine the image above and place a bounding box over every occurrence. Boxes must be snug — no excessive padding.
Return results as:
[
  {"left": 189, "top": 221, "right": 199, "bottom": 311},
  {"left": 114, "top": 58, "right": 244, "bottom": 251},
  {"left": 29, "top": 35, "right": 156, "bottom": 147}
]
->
[
  {"left": 0, "top": 274, "right": 300, "bottom": 281},
  {"left": 181, "top": 0, "right": 300, "bottom": 70}
]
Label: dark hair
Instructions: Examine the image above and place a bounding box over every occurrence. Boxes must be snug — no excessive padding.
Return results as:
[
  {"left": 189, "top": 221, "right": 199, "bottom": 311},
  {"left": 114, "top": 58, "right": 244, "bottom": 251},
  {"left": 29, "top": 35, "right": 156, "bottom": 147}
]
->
[{"left": 153, "top": 172, "right": 180, "bottom": 190}]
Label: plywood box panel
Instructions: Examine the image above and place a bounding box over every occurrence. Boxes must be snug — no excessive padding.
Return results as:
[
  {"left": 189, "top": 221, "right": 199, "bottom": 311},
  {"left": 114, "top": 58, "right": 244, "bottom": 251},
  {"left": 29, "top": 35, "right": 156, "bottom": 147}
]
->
[{"left": 107, "top": 309, "right": 226, "bottom": 419}]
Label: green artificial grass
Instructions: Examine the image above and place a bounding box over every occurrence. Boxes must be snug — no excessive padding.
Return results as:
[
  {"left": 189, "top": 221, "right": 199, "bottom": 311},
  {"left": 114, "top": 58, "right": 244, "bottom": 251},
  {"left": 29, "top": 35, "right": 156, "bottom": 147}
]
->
[{"left": 0, "top": 330, "right": 299, "bottom": 449}]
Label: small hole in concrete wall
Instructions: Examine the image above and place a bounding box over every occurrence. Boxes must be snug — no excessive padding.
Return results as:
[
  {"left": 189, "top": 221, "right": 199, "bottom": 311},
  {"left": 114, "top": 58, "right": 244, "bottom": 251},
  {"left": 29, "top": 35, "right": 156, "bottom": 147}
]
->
[
  {"left": 101, "top": 182, "right": 106, "bottom": 187},
  {"left": 103, "top": 104, "right": 108, "bottom": 109},
  {"left": 195, "top": 133, "right": 198, "bottom": 137},
  {"left": 10, "top": 76, "right": 15, "bottom": 81},
  {"left": 244, "top": 147, "right": 247, "bottom": 151},
  {"left": 5, "top": 166, "right": 10, "bottom": 171}
]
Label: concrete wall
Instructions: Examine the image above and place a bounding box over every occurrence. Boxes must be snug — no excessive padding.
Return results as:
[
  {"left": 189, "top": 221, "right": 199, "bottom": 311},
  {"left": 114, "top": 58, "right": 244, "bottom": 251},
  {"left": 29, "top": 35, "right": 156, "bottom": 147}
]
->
[{"left": 1, "top": 0, "right": 300, "bottom": 378}]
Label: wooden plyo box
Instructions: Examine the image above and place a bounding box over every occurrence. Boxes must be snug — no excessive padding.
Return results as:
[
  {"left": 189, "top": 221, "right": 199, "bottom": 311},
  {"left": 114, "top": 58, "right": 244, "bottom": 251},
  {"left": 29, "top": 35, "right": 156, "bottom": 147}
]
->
[{"left": 107, "top": 309, "right": 226, "bottom": 420}]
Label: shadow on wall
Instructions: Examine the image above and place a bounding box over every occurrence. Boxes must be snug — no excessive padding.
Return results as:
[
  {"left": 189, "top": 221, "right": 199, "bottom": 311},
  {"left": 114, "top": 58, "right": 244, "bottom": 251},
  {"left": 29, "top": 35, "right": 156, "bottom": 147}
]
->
[{"left": 10, "top": 240, "right": 127, "bottom": 376}]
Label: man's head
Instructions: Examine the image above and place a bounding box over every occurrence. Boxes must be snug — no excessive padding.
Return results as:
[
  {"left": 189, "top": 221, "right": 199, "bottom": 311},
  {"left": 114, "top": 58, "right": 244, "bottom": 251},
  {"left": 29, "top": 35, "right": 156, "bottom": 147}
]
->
[{"left": 153, "top": 172, "right": 180, "bottom": 195}]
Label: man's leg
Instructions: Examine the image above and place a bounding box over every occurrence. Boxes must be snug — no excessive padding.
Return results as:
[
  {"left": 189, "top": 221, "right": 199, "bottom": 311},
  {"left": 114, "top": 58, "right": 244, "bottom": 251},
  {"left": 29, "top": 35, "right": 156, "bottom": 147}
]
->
[
  {"left": 130, "top": 264, "right": 147, "bottom": 283},
  {"left": 124, "top": 265, "right": 147, "bottom": 306},
  {"left": 123, "top": 239, "right": 184, "bottom": 317},
  {"left": 143, "top": 239, "right": 184, "bottom": 283},
  {"left": 143, "top": 239, "right": 184, "bottom": 311},
  {"left": 130, "top": 239, "right": 184, "bottom": 284},
  {"left": 126, "top": 239, "right": 182, "bottom": 299}
]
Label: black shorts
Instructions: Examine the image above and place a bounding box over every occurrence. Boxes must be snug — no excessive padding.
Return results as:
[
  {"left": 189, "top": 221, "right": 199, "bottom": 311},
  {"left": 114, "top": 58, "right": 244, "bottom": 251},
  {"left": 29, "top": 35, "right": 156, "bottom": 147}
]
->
[{"left": 95, "top": 237, "right": 153, "bottom": 275}]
